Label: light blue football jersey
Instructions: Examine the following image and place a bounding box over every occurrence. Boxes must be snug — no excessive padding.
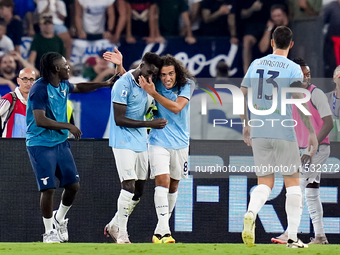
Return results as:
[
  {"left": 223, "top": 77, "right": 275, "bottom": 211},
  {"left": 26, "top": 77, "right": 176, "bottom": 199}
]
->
[
  {"left": 109, "top": 71, "right": 148, "bottom": 152},
  {"left": 26, "top": 78, "right": 73, "bottom": 147},
  {"left": 148, "top": 79, "right": 195, "bottom": 149},
  {"left": 241, "top": 54, "right": 303, "bottom": 141}
]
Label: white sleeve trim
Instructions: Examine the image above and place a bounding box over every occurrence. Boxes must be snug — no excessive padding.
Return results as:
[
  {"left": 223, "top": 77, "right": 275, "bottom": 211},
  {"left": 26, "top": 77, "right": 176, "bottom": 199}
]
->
[{"left": 311, "top": 88, "right": 333, "bottom": 118}]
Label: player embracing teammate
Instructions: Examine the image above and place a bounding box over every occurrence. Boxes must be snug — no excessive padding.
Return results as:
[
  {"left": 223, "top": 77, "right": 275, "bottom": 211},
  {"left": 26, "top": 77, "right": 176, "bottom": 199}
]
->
[{"left": 104, "top": 50, "right": 194, "bottom": 243}]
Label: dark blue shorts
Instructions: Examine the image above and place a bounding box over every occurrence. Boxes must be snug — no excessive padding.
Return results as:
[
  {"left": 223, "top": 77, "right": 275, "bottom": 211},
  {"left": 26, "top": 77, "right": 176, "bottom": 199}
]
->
[{"left": 27, "top": 140, "right": 80, "bottom": 191}]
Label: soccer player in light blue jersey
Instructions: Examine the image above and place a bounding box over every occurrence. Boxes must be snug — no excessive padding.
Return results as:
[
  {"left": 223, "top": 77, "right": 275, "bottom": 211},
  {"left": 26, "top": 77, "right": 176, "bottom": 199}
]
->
[
  {"left": 104, "top": 52, "right": 167, "bottom": 244},
  {"left": 139, "top": 54, "right": 195, "bottom": 243},
  {"left": 26, "top": 52, "right": 117, "bottom": 243},
  {"left": 240, "top": 26, "right": 318, "bottom": 248}
]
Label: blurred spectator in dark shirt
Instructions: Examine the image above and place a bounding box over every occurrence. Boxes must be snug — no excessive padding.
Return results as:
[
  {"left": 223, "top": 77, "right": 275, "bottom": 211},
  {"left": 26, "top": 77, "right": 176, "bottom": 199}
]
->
[
  {"left": 155, "top": 0, "right": 196, "bottom": 44},
  {"left": 14, "top": 0, "right": 36, "bottom": 36},
  {"left": 111, "top": 0, "right": 127, "bottom": 43},
  {"left": 215, "top": 60, "right": 230, "bottom": 84},
  {"left": 238, "top": 0, "right": 286, "bottom": 74},
  {"left": 28, "top": 14, "right": 65, "bottom": 71},
  {"left": 0, "top": 0, "right": 23, "bottom": 52},
  {"left": 201, "top": 0, "right": 238, "bottom": 44},
  {"left": 35, "top": 0, "right": 73, "bottom": 63},
  {"left": 258, "top": 4, "right": 288, "bottom": 55},
  {"left": 62, "top": 0, "right": 77, "bottom": 37}
]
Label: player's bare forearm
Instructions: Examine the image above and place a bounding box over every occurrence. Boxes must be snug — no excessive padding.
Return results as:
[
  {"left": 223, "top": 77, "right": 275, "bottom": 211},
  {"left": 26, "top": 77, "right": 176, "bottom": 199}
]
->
[
  {"left": 297, "top": 103, "right": 315, "bottom": 133},
  {"left": 115, "top": 115, "right": 150, "bottom": 128},
  {"left": 33, "top": 109, "right": 73, "bottom": 130},
  {"left": 317, "top": 115, "right": 333, "bottom": 144},
  {"left": 152, "top": 92, "right": 188, "bottom": 114},
  {"left": 73, "top": 81, "right": 111, "bottom": 93},
  {"left": 240, "top": 86, "right": 249, "bottom": 124}
]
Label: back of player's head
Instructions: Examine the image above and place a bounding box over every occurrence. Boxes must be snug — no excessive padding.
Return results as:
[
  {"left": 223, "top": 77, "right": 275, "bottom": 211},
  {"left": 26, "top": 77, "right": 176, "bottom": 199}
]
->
[
  {"left": 141, "top": 52, "right": 162, "bottom": 69},
  {"left": 40, "top": 52, "right": 63, "bottom": 82},
  {"left": 272, "top": 26, "right": 293, "bottom": 49},
  {"left": 216, "top": 60, "right": 229, "bottom": 78},
  {"left": 293, "top": 57, "right": 308, "bottom": 67}
]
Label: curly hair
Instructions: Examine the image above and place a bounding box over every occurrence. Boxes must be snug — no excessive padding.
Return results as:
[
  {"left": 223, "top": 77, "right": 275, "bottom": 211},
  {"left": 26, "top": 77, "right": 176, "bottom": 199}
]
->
[{"left": 161, "top": 54, "right": 193, "bottom": 87}]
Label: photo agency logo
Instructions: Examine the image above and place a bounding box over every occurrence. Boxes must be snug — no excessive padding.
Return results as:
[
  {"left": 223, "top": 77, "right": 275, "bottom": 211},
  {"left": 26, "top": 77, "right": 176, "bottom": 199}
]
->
[
  {"left": 198, "top": 83, "right": 223, "bottom": 115},
  {"left": 199, "top": 82, "right": 312, "bottom": 128}
]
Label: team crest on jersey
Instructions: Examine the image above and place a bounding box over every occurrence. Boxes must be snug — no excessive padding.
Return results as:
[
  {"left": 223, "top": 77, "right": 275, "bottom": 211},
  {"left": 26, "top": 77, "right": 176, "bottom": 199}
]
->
[
  {"left": 41, "top": 177, "right": 49, "bottom": 185},
  {"left": 121, "top": 90, "right": 127, "bottom": 97},
  {"left": 61, "top": 88, "right": 67, "bottom": 96}
]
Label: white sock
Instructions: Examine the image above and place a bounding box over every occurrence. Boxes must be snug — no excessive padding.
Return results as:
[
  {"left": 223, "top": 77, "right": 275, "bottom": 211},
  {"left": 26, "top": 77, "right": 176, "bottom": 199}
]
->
[
  {"left": 286, "top": 186, "right": 302, "bottom": 241},
  {"left": 247, "top": 184, "right": 271, "bottom": 217},
  {"left": 305, "top": 188, "right": 325, "bottom": 237},
  {"left": 109, "top": 199, "right": 139, "bottom": 228},
  {"left": 117, "top": 189, "right": 134, "bottom": 234},
  {"left": 56, "top": 202, "right": 71, "bottom": 223},
  {"left": 168, "top": 191, "right": 178, "bottom": 219},
  {"left": 109, "top": 212, "right": 119, "bottom": 227},
  {"left": 43, "top": 217, "right": 54, "bottom": 233},
  {"left": 154, "top": 186, "right": 170, "bottom": 236}
]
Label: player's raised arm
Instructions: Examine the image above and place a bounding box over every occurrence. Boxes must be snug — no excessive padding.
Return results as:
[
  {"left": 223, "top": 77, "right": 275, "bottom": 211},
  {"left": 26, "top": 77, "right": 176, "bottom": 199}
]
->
[
  {"left": 72, "top": 74, "right": 119, "bottom": 93},
  {"left": 103, "top": 48, "right": 126, "bottom": 75}
]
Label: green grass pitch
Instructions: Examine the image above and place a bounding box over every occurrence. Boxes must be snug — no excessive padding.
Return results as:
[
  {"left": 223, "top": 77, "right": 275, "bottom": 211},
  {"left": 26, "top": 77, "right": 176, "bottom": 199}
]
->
[{"left": 0, "top": 243, "right": 339, "bottom": 255}]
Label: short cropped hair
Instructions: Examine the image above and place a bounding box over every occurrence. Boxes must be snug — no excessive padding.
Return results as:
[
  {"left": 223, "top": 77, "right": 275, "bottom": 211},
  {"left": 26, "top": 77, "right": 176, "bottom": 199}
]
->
[
  {"left": 272, "top": 26, "right": 293, "bottom": 50},
  {"left": 141, "top": 52, "right": 162, "bottom": 70},
  {"left": 293, "top": 57, "right": 308, "bottom": 67}
]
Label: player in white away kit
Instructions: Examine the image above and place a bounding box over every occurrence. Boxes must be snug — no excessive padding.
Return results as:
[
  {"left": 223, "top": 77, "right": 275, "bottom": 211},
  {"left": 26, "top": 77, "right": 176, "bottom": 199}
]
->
[
  {"left": 139, "top": 54, "right": 195, "bottom": 243},
  {"left": 271, "top": 58, "right": 333, "bottom": 245},
  {"left": 240, "top": 26, "right": 318, "bottom": 248},
  {"left": 105, "top": 52, "right": 167, "bottom": 244}
]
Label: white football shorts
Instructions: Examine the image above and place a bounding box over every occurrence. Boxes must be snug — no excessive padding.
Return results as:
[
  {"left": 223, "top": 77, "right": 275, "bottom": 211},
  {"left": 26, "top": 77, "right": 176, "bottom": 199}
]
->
[
  {"left": 149, "top": 145, "right": 189, "bottom": 180},
  {"left": 251, "top": 138, "right": 301, "bottom": 177},
  {"left": 112, "top": 148, "right": 148, "bottom": 182}
]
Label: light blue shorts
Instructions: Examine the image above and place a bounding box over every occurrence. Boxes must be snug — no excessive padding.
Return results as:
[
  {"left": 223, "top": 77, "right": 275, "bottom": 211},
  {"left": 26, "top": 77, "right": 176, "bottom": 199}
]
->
[{"left": 54, "top": 24, "right": 68, "bottom": 35}]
